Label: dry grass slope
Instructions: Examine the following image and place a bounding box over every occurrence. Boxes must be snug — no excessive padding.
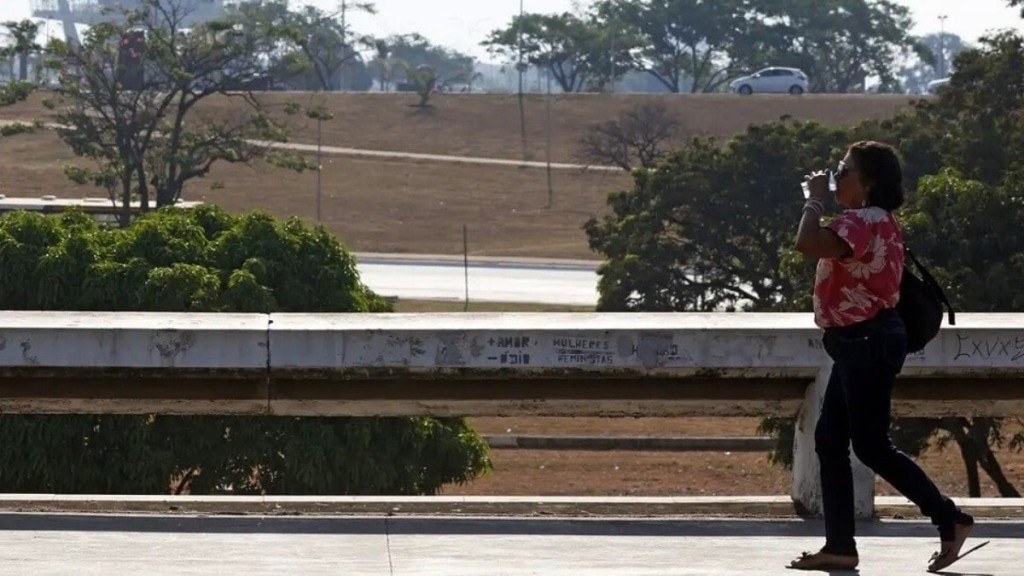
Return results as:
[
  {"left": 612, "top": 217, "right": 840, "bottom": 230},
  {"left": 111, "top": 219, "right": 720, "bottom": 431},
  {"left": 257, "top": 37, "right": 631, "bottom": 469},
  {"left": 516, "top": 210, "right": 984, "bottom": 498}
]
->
[{"left": 0, "top": 92, "right": 919, "bottom": 259}]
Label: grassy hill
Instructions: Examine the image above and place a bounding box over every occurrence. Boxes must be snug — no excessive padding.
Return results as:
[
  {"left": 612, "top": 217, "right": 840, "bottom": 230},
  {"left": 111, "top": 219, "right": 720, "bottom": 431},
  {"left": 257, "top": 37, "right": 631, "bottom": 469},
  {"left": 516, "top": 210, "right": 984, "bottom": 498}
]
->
[{"left": 0, "top": 92, "right": 920, "bottom": 259}]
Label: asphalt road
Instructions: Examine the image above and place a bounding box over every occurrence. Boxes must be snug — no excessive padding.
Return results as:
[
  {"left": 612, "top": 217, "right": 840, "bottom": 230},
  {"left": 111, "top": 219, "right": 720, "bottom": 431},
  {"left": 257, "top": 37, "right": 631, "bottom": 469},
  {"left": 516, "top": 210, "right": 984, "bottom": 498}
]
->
[
  {"left": 355, "top": 254, "right": 600, "bottom": 306},
  {"left": 0, "top": 514, "right": 1019, "bottom": 575}
]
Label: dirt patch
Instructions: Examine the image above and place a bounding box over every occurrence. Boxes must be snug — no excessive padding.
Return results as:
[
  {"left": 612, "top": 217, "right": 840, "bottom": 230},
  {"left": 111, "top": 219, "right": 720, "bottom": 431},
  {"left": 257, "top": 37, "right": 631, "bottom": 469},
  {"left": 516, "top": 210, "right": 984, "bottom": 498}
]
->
[
  {"left": 0, "top": 130, "right": 629, "bottom": 259},
  {"left": 453, "top": 417, "right": 1024, "bottom": 498}
]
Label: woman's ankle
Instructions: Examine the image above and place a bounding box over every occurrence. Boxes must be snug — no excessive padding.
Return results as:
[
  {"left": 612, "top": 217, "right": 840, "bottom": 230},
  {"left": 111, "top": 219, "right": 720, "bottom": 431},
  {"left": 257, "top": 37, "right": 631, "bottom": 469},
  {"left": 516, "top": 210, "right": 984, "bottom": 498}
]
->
[
  {"left": 820, "top": 543, "right": 858, "bottom": 557},
  {"left": 938, "top": 511, "right": 974, "bottom": 542},
  {"left": 955, "top": 511, "right": 975, "bottom": 526}
]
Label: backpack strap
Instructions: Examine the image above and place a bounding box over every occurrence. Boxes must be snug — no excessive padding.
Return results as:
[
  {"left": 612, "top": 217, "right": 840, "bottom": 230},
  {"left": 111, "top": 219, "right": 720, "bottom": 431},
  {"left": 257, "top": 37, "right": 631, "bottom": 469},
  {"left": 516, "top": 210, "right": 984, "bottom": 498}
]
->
[{"left": 906, "top": 247, "right": 956, "bottom": 326}]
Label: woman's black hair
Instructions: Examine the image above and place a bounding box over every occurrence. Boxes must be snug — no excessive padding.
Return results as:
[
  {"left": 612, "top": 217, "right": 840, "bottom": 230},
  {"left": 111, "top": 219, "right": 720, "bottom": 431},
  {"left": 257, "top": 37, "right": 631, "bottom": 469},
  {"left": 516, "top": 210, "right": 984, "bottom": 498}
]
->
[{"left": 848, "top": 140, "right": 905, "bottom": 211}]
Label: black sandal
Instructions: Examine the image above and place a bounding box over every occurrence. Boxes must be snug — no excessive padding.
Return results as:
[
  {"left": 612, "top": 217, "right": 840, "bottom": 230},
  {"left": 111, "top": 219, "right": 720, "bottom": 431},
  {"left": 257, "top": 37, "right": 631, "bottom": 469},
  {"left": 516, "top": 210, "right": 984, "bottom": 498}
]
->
[
  {"left": 788, "top": 551, "right": 859, "bottom": 571},
  {"left": 928, "top": 521, "right": 990, "bottom": 573}
]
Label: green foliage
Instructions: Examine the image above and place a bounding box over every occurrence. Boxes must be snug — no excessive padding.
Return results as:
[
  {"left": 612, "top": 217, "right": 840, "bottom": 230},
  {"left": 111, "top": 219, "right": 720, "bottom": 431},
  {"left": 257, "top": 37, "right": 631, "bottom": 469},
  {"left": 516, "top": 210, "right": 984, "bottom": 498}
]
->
[
  {"left": 0, "top": 121, "right": 37, "bottom": 137},
  {"left": 404, "top": 64, "right": 438, "bottom": 107},
  {"left": 0, "top": 207, "right": 490, "bottom": 494},
  {"left": 483, "top": 12, "right": 626, "bottom": 92},
  {"left": 897, "top": 33, "right": 971, "bottom": 93},
  {"left": 742, "top": 0, "right": 918, "bottom": 93},
  {"left": 585, "top": 118, "right": 851, "bottom": 311},
  {"left": 587, "top": 29, "right": 1024, "bottom": 495},
  {"left": 0, "top": 80, "right": 34, "bottom": 107},
  {"left": 0, "top": 20, "right": 39, "bottom": 108},
  {"left": 229, "top": 0, "right": 376, "bottom": 91},
  {"left": 927, "top": 32, "right": 1024, "bottom": 185},
  {"left": 903, "top": 169, "right": 1024, "bottom": 311},
  {"left": 596, "top": 0, "right": 751, "bottom": 93},
  {"left": 44, "top": 1, "right": 311, "bottom": 211},
  {"left": 374, "top": 33, "right": 475, "bottom": 89}
]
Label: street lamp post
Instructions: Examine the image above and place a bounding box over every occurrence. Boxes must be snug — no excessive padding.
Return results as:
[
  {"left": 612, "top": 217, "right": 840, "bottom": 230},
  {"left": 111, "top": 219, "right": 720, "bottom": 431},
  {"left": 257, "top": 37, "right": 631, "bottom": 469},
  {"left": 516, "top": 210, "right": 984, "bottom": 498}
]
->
[
  {"left": 316, "top": 116, "right": 323, "bottom": 222},
  {"left": 306, "top": 104, "right": 334, "bottom": 224},
  {"left": 938, "top": 14, "right": 948, "bottom": 78}
]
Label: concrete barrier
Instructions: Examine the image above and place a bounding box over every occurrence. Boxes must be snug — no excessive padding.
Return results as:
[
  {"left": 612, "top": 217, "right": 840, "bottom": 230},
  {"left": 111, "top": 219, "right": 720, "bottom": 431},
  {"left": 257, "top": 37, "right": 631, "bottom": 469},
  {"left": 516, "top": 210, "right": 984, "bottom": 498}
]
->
[
  {"left": 2, "top": 310, "right": 1023, "bottom": 518},
  {"left": 0, "top": 311, "right": 269, "bottom": 414}
]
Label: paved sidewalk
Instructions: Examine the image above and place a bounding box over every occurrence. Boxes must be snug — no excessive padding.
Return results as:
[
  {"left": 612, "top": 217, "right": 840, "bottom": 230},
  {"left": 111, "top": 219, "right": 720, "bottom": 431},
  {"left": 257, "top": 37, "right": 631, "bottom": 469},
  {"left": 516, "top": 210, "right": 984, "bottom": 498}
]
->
[
  {"left": 0, "top": 514, "right": 1020, "bottom": 575},
  {"left": 0, "top": 119, "right": 620, "bottom": 173}
]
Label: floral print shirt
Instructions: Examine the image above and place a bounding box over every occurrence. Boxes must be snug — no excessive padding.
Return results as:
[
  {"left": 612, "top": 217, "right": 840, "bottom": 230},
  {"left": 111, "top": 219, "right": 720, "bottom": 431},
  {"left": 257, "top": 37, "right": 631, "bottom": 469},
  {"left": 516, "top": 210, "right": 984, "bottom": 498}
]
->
[{"left": 813, "top": 207, "right": 904, "bottom": 328}]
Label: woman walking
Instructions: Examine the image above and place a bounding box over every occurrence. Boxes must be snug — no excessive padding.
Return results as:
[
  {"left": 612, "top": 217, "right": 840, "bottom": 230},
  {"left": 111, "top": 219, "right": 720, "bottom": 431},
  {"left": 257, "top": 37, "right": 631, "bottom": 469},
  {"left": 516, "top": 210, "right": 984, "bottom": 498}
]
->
[{"left": 788, "top": 141, "right": 975, "bottom": 572}]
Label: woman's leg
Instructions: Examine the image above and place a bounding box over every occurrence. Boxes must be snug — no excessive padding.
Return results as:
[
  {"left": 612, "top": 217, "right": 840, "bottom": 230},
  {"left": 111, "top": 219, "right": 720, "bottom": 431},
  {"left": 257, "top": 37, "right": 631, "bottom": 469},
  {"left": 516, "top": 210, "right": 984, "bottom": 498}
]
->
[
  {"left": 839, "top": 337, "right": 962, "bottom": 535},
  {"left": 790, "top": 364, "right": 860, "bottom": 570},
  {"left": 815, "top": 366, "right": 857, "bottom": 556}
]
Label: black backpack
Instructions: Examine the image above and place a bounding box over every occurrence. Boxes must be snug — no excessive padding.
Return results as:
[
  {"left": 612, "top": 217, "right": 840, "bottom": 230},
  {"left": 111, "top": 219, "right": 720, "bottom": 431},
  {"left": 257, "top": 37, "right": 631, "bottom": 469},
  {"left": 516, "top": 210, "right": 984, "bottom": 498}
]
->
[{"left": 897, "top": 247, "right": 955, "bottom": 353}]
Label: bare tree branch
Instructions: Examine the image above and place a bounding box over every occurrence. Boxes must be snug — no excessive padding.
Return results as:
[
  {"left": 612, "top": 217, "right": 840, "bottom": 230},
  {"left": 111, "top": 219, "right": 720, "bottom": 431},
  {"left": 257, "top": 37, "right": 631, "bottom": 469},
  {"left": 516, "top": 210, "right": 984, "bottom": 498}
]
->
[{"left": 578, "top": 101, "right": 682, "bottom": 171}]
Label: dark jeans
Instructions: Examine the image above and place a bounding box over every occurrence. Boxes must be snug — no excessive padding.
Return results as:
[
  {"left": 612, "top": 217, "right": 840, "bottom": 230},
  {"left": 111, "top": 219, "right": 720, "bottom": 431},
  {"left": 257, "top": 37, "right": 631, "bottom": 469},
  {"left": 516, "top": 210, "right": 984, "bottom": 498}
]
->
[{"left": 817, "top": 308, "right": 960, "bottom": 556}]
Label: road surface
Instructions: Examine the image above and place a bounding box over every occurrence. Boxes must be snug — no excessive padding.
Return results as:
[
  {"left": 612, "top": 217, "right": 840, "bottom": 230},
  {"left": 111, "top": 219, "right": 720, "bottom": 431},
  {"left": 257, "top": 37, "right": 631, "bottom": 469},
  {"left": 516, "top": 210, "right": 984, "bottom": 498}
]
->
[
  {"left": 0, "top": 514, "right": 1019, "bottom": 575},
  {"left": 355, "top": 254, "right": 600, "bottom": 306}
]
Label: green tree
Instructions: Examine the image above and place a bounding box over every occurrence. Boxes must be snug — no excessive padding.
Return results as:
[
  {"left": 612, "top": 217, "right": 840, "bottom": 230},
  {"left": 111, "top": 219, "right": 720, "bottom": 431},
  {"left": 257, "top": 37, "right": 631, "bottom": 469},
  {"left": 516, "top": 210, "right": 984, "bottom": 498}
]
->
[
  {"left": 43, "top": 0, "right": 313, "bottom": 218},
  {"left": 585, "top": 29, "right": 1024, "bottom": 496},
  {"left": 744, "top": 0, "right": 920, "bottom": 93},
  {"left": 0, "top": 206, "right": 492, "bottom": 494},
  {"left": 482, "top": 12, "right": 627, "bottom": 92},
  {"left": 595, "top": 0, "right": 750, "bottom": 93},
  {"left": 0, "top": 20, "right": 39, "bottom": 113},
  {"left": 833, "top": 32, "right": 1024, "bottom": 496},
  {"left": 404, "top": 64, "right": 438, "bottom": 107},
  {"left": 1, "top": 19, "right": 42, "bottom": 82},
  {"left": 897, "top": 169, "right": 1024, "bottom": 496},
  {"left": 895, "top": 33, "right": 970, "bottom": 93},
  {"left": 925, "top": 32, "right": 1024, "bottom": 186},
  {"left": 578, "top": 101, "right": 682, "bottom": 171},
  {"left": 369, "top": 37, "right": 401, "bottom": 92},
  {"left": 288, "top": 2, "right": 376, "bottom": 91},
  {"left": 226, "top": 0, "right": 374, "bottom": 91},
  {"left": 585, "top": 119, "right": 850, "bottom": 311},
  {"left": 380, "top": 33, "right": 475, "bottom": 89}
]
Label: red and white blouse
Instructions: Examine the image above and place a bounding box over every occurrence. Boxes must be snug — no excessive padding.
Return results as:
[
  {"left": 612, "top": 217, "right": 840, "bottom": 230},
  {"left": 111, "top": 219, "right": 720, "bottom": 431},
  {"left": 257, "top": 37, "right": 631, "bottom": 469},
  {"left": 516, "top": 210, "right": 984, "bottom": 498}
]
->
[{"left": 813, "top": 207, "right": 904, "bottom": 328}]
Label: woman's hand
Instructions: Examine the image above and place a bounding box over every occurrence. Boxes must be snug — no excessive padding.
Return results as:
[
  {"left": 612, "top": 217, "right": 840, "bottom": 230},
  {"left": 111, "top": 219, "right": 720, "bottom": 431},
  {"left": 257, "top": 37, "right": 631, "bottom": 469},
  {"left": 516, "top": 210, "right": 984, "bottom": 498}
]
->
[{"left": 804, "top": 171, "right": 831, "bottom": 203}]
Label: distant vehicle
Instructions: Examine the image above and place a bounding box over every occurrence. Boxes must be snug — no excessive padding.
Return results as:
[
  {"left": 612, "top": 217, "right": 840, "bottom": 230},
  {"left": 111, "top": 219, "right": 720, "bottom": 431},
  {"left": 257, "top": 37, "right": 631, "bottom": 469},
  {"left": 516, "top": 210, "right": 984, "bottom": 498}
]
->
[
  {"left": 729, "top": 67, "right": 809, "bottom": 95},
  {"left": 926, "top": 77, "right": 951, "bottom": 94}
]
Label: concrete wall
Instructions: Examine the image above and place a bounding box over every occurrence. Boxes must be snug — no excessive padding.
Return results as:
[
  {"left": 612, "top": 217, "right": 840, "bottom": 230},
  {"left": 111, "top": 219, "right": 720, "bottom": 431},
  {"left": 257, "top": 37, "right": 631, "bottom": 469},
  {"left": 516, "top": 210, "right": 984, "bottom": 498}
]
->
[
  {"left": 2, "top": 310, "right": 1024, "bottom": 518},
  {"left": 3, "top": 311, "right": 1023, "bottom": 376}
]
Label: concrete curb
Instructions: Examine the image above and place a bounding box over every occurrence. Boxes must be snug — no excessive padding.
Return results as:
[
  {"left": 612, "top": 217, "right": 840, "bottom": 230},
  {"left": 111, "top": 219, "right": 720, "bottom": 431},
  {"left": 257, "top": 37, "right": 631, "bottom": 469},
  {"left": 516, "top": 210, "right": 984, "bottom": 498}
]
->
[
  {"left": 482, "top": 435, "right": 775, "bottom": 452},
  {"left": 0, "top": 496, "right": 1019, "bottom": 520}
]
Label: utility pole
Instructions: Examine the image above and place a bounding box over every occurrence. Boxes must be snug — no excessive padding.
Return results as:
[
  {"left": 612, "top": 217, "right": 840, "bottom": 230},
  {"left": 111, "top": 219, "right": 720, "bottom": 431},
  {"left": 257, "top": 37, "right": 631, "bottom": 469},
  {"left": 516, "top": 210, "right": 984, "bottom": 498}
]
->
[
  {"left": 307, "top": 103, "right": 334, "bottom": 223},
  {"left": 609, "top": 24, "right": 616, "bottom": 94},
  {"left": 340, "top": 0, "right": 347, "bottom": 91},
  {"left": 938, "top": 14, "right": 948, "bottom": 78},
  {"left": 517, "top": 0, "right": 527, "bottom": 160},
  {"left": 545, "top": 68, "right": 553, "bottom": 209},
  {"left": 317, "top": 115, "right": 323, "bottom": 222}
]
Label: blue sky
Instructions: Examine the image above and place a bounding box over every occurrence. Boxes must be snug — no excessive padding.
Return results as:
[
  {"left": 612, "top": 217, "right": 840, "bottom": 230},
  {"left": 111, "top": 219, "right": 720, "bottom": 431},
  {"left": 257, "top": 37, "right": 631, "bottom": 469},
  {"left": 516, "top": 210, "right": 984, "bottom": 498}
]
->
[{"left": 2, "top": 0, "right": 1021, "bottom": 61}]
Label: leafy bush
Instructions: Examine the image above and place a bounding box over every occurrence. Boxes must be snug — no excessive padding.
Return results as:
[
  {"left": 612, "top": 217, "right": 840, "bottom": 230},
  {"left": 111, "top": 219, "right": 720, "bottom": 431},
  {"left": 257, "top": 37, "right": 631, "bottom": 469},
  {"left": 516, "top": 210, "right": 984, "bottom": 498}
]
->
[{"left": 0, "top": 206, "right": 491, "bottom": 494}]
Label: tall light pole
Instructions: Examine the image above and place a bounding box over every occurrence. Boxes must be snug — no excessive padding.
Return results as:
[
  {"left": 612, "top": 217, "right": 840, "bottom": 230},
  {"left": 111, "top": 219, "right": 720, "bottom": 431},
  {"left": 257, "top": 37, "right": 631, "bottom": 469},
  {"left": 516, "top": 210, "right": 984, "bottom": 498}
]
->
[
  {"left": 938, "top": 14, "right": 948, "bottom": 78},
  {"left": 517, "top": 0, "right": 527, "bottom": 160},
  {"left": 609, "top": 27, "right": 616, "bottom": 94},
  {"left": 340, "top": 0, "right": 348, "bottom": 91},
  {"left": 306, "top": 104, "right": 334, "bottom": 223}
]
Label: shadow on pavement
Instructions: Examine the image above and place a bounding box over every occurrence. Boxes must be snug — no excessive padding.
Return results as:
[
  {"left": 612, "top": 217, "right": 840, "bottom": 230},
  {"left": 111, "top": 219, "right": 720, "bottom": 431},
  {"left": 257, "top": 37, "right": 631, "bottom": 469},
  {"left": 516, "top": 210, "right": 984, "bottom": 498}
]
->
[{"left": 0, "top": 514, "right": 1021, "bottom": 539}]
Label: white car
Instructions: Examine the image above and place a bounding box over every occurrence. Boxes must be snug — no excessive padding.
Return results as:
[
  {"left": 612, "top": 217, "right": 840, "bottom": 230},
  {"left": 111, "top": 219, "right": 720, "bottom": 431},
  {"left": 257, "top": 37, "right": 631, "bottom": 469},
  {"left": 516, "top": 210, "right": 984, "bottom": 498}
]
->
[{"left": 730, "top": 67, "right": 809, "bottom": 95}]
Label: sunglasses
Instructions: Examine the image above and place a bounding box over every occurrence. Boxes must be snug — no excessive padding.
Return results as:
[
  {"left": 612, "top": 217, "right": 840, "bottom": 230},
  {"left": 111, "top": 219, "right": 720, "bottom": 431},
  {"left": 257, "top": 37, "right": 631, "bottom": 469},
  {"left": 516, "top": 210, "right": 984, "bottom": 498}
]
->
[{"left": 834, "top": 160, "right": 850, "bottom": 181}]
